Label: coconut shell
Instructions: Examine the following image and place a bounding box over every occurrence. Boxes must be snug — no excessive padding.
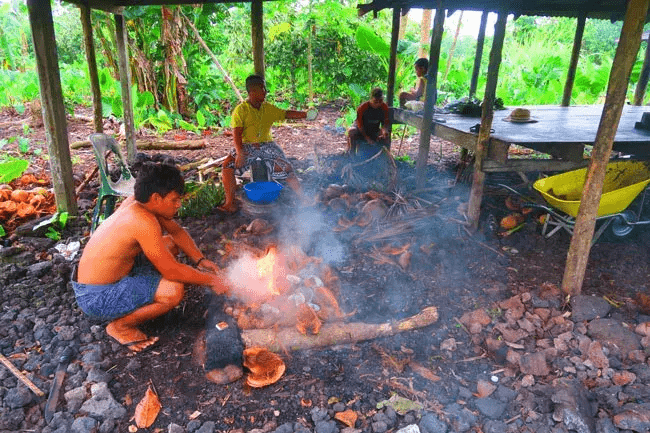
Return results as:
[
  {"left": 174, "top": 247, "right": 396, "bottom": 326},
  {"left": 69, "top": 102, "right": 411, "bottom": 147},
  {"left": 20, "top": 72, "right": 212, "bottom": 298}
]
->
[
  {"left": 243, "top": 347, "right": 286, "bottom": 388},
  {"left": 11, "top": 190, "right": 29, "bottom": 203},
  {"left": 500, "top": 213, "right": 525, "bottom": 230}
]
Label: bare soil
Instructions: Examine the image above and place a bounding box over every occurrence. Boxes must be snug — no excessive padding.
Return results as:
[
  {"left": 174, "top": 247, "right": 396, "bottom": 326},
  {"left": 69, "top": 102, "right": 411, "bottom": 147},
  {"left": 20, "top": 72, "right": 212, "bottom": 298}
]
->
[{"left": 1, "top": 103, "right": 649, "bottom": 432}]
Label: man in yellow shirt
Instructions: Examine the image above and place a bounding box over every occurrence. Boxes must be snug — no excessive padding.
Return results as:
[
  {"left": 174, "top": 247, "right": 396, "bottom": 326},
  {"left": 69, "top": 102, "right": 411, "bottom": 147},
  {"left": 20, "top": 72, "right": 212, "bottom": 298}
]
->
[
  {"left": 219, "top": 75, "right": 309, "bottom": 212},
  {"left": 399, "top": 58, "right": 429, "bottom": 107}
]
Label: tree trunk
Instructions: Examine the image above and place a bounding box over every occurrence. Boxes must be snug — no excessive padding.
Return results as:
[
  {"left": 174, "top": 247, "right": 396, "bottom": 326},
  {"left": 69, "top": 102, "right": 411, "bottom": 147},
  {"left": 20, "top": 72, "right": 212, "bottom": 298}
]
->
[
  {"left": 399, "top": 11, "right": 408, "bottom": 40},
  {"left": 419, "top": 9, "right": 432, "bottom": 58},
  {"left": 443, "top": 11, "right": 463, "bottom": 82}
]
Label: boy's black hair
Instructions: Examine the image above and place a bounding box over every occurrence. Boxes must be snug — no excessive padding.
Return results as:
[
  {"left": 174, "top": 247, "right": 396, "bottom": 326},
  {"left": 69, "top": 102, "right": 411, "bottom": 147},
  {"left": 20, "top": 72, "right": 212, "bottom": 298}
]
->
[
  {"left": 134, "top": 162, "right": 184, "bottom": 203},
  {"left": 414, "top": 58, "right": 429, "bottom": 71},
  {"left": 245, "top": 75, "right": 266, "bottom": 92},
  {"left": 371, "top": 88, "right": 384, "bottom": 100}
]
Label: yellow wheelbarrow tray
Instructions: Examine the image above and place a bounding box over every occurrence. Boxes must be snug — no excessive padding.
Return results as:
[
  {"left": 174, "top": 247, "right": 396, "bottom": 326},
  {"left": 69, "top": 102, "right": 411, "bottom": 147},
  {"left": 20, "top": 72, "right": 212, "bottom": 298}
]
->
[{"left": 533, "top": 160, "right": 650, "bottom": 218}]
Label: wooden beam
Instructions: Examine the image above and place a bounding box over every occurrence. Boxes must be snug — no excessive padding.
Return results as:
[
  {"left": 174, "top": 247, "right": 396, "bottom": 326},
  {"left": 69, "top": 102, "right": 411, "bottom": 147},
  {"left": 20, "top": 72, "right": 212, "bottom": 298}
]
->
[
  {"left": 561, "top": 13, "right": 586, "bottom": 107},
  {"left": 251, "top": 0, "right": 265, "bottom": 78},
  {"left": 633, "top": 37, "right": 650, "bottom": 105},
  {"left": 561, "top": 0, "right": 649, "bottom": 296},
  {"left": 80, "top": 5, "right": 103, "bottom": 133},
  {"left": 467, "top": 11, "right": 508, "bottom": 230},
  {"left": 482, "top": 159, "right": 589, "bottom": 173},
  {"left": 469, "top": 11, "right": 488, "bottom": 99},
  {"left": 114, "top": 13, "right": 136, "bottom": 163},
  {"left": 415, "top": 4, "right": 445, "bottom": 189},
  {"left": 26, "top": 0, "right": 77, "bottom": 216},
  {"left": 386, "top": 7, "right": 400, "bottom": 108}
]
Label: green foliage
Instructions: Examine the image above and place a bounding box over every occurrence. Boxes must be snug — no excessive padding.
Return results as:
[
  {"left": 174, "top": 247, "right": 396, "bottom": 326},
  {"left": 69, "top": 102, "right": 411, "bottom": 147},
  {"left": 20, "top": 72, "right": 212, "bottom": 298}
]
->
[
  {"left": 178, "top": 181, "right": 224, "bottom": 218},
  {"left": 0, "top": 157, "right": 29, "bottom": 183},
  {"left": 37, "top": 212, "right": 69, "bottom": 241},
  {"left": 0, "top": 225, "right": 5, "bottom": 237}
]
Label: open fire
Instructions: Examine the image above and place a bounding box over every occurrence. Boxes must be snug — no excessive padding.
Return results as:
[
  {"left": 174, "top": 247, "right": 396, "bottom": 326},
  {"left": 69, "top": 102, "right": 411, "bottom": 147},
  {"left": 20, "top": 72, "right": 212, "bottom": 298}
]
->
[{"left": 225, "top": 244, "right": 344, "bottom": 335}]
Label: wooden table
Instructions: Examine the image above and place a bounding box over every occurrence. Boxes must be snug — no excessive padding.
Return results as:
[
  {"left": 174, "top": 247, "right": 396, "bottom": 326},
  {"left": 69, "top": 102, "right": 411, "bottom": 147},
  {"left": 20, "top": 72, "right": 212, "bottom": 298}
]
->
[{"left": 393, "top": 105, "right": 650, "bottom": 172}]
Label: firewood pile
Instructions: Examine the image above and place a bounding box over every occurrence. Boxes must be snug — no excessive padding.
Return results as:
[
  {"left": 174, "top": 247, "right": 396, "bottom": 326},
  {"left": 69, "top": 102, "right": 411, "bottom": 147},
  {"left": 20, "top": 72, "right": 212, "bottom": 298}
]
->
[{"left": 0, "top": 174, "right": 56, "bottom": 233}]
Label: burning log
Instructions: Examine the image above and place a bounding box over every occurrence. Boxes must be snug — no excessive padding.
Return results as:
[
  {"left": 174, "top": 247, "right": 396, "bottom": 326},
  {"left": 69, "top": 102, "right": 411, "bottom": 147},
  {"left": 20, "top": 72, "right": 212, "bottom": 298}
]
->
[{"left": 240, "top": 306, "right": 438, "bottom": 352}]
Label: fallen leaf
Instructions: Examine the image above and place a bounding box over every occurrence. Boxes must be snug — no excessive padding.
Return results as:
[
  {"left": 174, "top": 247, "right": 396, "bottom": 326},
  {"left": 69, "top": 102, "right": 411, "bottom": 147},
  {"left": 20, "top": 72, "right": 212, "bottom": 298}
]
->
[
  {"left": 134, "top": 386, "right": 161, "bottom": 428},
  {"left": 474, "top": 379, "right": 497, "bottom": 398},
  {"left": 334, "top": 409, "right": 358, "bottom": 427},
  {"left": 408, "top": 361, "right": 441, "bottom": 382},
  {"left": 300, "top": 398, "right": 312, "bottom": 407}
]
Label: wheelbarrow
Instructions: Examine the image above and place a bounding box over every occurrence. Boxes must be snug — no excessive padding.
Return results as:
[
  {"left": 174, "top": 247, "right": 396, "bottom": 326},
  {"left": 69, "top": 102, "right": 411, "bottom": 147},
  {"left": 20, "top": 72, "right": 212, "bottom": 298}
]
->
[{"left": 498, "top": 160, "right": 650, "bottom": 243}]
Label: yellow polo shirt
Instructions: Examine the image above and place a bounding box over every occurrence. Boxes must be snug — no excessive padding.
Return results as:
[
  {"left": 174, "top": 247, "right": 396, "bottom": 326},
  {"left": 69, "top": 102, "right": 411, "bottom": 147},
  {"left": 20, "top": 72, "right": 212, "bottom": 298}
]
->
[{"left": 231, "top": 101, "right": 286, "bottom": 143}]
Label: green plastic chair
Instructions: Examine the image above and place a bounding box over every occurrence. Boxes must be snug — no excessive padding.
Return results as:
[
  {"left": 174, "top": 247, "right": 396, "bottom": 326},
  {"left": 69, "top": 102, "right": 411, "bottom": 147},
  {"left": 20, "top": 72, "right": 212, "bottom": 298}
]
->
[{"left": 89, "top": 133, "right": 135, "bottom": 232}]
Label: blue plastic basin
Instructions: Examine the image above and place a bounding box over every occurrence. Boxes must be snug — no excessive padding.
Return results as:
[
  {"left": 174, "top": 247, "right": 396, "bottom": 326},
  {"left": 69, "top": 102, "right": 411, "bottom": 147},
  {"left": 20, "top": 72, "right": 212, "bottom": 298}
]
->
[{"left": 243, "top": 181, "right": 283, "bottom": 204}]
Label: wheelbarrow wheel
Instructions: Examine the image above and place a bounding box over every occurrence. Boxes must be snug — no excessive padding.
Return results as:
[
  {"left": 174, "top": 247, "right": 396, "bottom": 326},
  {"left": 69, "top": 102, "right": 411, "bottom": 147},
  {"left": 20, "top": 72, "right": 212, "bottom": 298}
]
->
[{"left": 603, "top": 210, "right": 636, "bottom": 242}]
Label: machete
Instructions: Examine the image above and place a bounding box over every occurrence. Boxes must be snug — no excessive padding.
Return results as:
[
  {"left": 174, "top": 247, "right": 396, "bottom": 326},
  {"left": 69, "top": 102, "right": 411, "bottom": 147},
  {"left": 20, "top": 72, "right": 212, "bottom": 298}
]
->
[{"left": 44, "top": 347, "right": 72, "bottom": 424}]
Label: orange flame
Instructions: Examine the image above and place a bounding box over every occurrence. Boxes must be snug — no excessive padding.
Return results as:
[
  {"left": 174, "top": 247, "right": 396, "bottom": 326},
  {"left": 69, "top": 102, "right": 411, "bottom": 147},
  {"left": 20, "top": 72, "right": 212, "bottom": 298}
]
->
[{"left": 256, "top": 247, "right": 280, "bottom": 296}]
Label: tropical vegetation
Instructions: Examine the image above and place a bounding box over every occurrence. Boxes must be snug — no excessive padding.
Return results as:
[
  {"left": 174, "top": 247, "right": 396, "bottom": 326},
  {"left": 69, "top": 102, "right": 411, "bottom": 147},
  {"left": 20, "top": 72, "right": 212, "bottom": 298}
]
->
[{"left": 0, "top": 1, "right": 647, "bottom": 134}]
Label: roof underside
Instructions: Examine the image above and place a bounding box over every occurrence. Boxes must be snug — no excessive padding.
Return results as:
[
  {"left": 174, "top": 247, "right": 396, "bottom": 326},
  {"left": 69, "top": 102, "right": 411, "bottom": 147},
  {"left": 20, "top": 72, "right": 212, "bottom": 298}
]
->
[{"left": 357, "top": 0, "right": 650, "bottom": 21}]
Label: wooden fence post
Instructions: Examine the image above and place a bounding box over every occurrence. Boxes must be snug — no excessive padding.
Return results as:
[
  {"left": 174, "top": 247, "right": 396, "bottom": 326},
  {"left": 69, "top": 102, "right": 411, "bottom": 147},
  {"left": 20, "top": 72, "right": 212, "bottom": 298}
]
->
[
  {"left": 251, "top": 0, "right": 265, "bottom": 78},
  {"left": 561, "top": 0, "right": 649, "bottom": 296},
  {"left": 469, "top": 11, "right": 488, "bottom": 99},
  {"left": 467, "top": 12, "right": 507, "bottom": 230},
  {"left": 562, "top": 13, "right": 586, "bottom": 107},
  {"left": 26, "top": 0, "right": 77, "bottom": 215},
  {"left": 415, "top": 4, "right": 445, "bottom": 189},
  {"left": 80, "top": 5, "right": 103, "bottom": 133},
  {"left": 114, "top": 12, "right": 136, "bottom": 163}
]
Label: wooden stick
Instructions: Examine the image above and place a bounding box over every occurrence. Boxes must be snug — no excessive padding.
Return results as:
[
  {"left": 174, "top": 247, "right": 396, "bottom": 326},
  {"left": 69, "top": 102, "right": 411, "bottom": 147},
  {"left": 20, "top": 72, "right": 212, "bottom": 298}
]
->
[
  {"left": 241, "top": 306, "right": 438, "bottom": 352},
  {"left": 75, "top": 165, "right": 99, "bottom": 196},
  {"left": 0, "top": 353, "right": 45, "bottom": 397},
  {"left": 71, "top": 139, "right": 207, "bottom": 150}
]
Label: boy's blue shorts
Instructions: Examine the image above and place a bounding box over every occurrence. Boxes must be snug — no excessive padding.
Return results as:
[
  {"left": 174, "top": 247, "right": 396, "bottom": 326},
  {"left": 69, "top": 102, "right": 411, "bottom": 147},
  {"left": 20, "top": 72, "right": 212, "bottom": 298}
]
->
[{"left": 72, "top": 256, "right": 162, "bottom": 321}]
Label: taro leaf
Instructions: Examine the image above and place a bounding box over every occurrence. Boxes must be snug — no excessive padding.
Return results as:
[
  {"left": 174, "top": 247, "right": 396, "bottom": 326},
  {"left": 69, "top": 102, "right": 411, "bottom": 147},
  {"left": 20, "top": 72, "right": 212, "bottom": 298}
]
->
[
  {"left": 134, "top": 385, "right": 161, "bottom": 428},
  {"left": 0, "top": 159, "right": 29, "bottom": 183},
  {"left": 178, "top": 119, "right": 198, "bottom": 133},
  {"left": 196, "top": 110, "right": 206, "bottom": 128},
  {"left": 355, "top": 26, "right": 390, "bottom": 58}
]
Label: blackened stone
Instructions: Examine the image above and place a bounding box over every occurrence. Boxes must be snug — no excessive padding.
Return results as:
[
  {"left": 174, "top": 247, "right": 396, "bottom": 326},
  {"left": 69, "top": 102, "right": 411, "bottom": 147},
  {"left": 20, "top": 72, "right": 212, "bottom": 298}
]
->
[
  {"left": 475, "top": 397, "right": 507, "bottom": 419},
  {"left": 418, "top": 413, "right": 448, "bottom": 433},
  {"left": 274, "top": 422, "right": 295, "bottom": 433},
  {"left": 571, "top": 295, "right": 612, "bottom": 322},
  {"left": 204, "top": 293, "right": 243, "bottom": 370},
  {"left": 315, "top": 420, "right": 339, "bottom": 433},
  {"left": 4, "top": 386, "right": 33, "bottom": 408}
]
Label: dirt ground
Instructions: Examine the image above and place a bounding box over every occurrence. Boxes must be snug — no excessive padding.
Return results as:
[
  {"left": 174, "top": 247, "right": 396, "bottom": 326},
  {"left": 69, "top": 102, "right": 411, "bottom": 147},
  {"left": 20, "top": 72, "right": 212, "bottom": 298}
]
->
[{"left": 1, "top": 103, "right": 650, "bottom": 432}]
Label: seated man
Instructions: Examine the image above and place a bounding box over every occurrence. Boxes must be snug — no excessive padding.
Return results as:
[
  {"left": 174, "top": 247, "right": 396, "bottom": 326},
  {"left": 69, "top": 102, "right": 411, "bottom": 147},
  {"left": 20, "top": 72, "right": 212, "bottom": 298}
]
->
[
  {"left": 347, "top": 87, "right": 390, "bottom": 154},
  {"left": 399, "top": 57, "right": 429, "bottom": 107},
  {"left": 73, "top": 162, "right": 230, "bottom": 354},
  {"left": 219, "top": 75, "right": 309, "bottom": 212}
]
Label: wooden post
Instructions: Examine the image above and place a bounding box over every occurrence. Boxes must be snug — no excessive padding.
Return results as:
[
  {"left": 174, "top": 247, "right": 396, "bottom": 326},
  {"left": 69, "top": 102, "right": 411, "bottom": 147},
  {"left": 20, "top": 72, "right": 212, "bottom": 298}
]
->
[
  {"left": 561, "top": 13, "right": 586, "bottom": 107},
  {"left": 415, "top": 4, "right": 445, "bottom": 189},
  {"left": 633, "top": 37, "right": 650, "bottom": 105},
  {"left": 469, "top": 11, "right": 488, "bottom": 98},
  {"left": 387, "top": 7, "right": 400, "bottom": 108},
  {"left": 80, "top": 5, "right": 103, "bottom": 133},
  {"left": 26, "top": 0, "right": 77, "bottom": 215},
  {"left": 114, "top": 13, "right": 136, "bottom": 163},
  {"left": 251, "top": 0, "right": 265, "bottom": 78},
  {"left": 467, "top": 12, "right": 508, "bottom": 230},
  {"left": 561, "top": 0, "right": 649, "bottom": 296}
]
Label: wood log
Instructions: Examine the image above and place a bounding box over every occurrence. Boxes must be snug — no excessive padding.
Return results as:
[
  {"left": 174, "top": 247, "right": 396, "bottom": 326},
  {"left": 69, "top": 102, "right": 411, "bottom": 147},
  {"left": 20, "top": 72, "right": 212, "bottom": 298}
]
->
[
  {"left": 241, "top": 306, "right": 438, "bottom": 352},
  {"left": 71, "top": 139, "right": 207, "bottom": 150}
]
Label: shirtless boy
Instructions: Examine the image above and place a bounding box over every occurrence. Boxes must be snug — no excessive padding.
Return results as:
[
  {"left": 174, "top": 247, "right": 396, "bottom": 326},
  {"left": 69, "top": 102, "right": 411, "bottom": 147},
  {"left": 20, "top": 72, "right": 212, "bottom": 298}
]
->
[
  {"left": 219, "top": 75, "right": 309, "bottom": 212},
  {"left": 73, "top": 162, "right": 229, "bottom": 353}
]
